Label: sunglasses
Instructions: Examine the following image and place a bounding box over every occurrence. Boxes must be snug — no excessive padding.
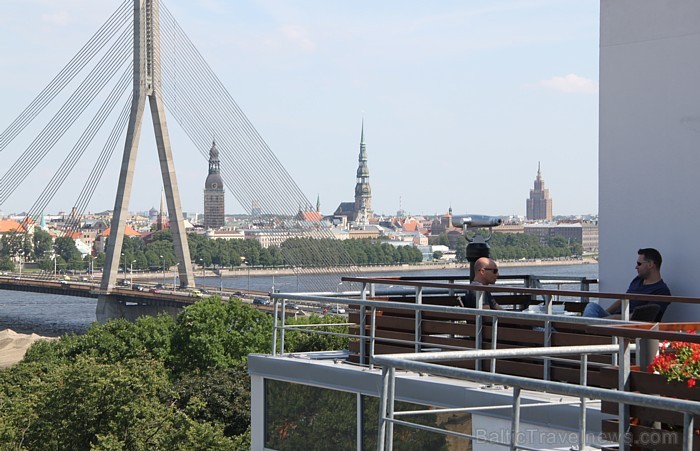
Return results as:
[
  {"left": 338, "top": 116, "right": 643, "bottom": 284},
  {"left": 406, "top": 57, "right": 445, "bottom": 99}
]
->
[
  {"left": 483, "top": 268, "right": 499, "bottom": 273},
  {"left": 636, "top": 261, "right": 647, "bottom": 267}
]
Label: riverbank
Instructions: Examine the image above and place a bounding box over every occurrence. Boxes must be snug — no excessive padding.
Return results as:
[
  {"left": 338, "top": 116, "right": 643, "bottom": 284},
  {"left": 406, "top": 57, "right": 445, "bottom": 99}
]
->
[
  {"left": 191, "top": 257, "right": 598, "bottom": 278},
  {"left": 0, "top": 329, "right": 56, "bottom": 369}
]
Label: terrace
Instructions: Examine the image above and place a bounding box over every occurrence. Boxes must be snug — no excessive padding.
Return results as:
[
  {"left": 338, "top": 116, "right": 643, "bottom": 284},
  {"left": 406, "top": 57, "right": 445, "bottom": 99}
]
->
[{"left": 249, "top": 274, "right": 700, "bottom": 450}]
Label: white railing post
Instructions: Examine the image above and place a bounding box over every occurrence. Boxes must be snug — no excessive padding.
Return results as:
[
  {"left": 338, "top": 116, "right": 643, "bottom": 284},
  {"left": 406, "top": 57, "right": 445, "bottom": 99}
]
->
[
  {"left": 415, "top": 286, "right": 423, "bottom": 353},
  {"left": 618, "top": 338, "right": 631, "bottom": 451},
  {"left": 511, "top": 387, "right": 521, "bottom": 450},
  {"left": 370, "top": 307, "right": 377, "bottom": 371},
  {"left": 271, "top": 298, "right": 278, "bottom": 355},
  {"left": 579, "top": 353, "right": 588, "bottom": 451}
]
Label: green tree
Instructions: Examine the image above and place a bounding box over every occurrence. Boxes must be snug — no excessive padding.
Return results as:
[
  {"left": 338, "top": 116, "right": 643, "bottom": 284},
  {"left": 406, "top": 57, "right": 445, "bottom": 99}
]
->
[
  {"left": 33, "top": 229, "right": 53, "bottom": 259},
  {"left": 0, "top": 256, "right": 14, "bottom": 271},
  {"left": 170, "top": 297, "right": 272, "bottom": 372}
]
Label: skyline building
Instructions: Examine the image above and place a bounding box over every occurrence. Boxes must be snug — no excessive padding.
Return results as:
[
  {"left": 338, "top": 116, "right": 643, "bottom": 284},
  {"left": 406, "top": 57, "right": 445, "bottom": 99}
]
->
[
  {"left": 203, "top": 141, "right": 225, "bottom": 229},
  {"left": 526, "top": 163, "right": 553, "bottom": 221}
]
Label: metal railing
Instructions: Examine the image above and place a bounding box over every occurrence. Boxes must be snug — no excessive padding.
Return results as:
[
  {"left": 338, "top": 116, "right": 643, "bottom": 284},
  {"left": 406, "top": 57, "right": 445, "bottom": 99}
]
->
[{"left": 269, "top": 279, "right": 700, "bottom": 451}]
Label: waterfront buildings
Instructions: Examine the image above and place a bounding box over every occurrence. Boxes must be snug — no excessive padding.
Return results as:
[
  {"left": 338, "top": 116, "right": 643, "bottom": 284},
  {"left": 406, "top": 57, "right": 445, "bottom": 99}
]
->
[
  {"left": 524, "top": 222, "right": 599, "bottom": 253},
  {"left": 525, "top": 163, "right": 553, "bottom": 221},
  {"left": 203, "top": 141, "right": 225, "bottom": 230}
]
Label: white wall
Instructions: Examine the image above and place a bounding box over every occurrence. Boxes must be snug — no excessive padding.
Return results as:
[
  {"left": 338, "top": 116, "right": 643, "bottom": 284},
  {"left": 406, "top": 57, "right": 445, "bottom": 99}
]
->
[{"left": 600, "top": 0, "right": 700, "bottom": 321}]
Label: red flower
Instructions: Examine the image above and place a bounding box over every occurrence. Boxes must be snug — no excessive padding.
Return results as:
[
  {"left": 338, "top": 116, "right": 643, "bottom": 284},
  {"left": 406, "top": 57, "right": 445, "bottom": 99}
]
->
[{"left": 649, "top": 336, "right": 700, "bottom": 387}]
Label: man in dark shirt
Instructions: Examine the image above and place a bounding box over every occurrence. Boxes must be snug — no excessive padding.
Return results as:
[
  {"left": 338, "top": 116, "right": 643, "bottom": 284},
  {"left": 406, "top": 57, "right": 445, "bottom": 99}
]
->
[
  {"left": 462, "top": 257, "right": 503, "bottom": 310},
  {"left": 583, "top": 248, "right": 670, "bottom": 320}
]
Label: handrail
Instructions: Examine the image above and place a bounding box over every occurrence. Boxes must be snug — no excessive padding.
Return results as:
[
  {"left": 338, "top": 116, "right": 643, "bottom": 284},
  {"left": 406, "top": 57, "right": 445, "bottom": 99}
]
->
[
  {"left": 374, "top": 352, "right": 699, "bottom": 451},
  {"left": 268, "top": 281, "right": 700, "bottom": 450}
]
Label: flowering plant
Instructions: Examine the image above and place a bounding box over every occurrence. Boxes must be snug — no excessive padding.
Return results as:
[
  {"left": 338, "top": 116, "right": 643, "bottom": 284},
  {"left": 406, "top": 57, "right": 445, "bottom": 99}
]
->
[{"left": 647, "top": 332, "right": 700, "bottom": 388}]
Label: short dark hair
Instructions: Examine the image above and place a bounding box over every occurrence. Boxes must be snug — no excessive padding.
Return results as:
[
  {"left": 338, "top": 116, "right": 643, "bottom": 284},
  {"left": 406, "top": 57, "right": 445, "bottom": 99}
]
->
[{"left": 638, "top": 248, "right": 662, "bottom": 268}]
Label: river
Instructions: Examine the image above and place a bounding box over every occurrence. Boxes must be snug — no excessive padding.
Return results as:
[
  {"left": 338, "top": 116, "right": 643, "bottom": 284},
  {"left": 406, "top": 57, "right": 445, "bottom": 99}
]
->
[{"left": 0, "top": 263, "right": 598, "bottom": 337}]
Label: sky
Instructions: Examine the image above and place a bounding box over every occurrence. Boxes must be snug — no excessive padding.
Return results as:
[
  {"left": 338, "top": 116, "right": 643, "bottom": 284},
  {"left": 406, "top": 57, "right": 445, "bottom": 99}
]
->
[{"left": 0, "top": 0, "right": 599, "bottom": 218}]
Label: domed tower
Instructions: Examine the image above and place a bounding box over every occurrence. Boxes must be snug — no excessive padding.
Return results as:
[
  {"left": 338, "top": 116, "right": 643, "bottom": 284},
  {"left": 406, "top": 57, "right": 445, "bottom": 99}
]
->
[
  {"left": 354, "top": 121, "right": 373, "bottom": 224},
  {"left": 203, "top": 141, "right": 225, "bottom": 229}
]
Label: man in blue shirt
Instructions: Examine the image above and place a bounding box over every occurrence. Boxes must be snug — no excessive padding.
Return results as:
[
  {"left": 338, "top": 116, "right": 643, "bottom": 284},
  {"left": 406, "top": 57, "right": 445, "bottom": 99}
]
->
[{"left": 583, "top": 248, "right": 671, "bottom": 321}]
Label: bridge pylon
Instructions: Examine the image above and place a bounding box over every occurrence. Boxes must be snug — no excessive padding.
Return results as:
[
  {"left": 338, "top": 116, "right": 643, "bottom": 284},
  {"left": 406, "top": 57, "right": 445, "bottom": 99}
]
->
[{"left": 101, "top": 0, "right": 194, "bottom": 291}]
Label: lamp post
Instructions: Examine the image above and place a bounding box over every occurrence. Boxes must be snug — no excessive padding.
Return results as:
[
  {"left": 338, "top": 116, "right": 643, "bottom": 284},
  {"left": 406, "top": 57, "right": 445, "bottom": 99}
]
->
[
  {"left": 18, "top": 252, "right": 23, "bottom": 279},
  {"left": 121, "top": 253, "right": 126, "bottom": 284},
  {"left": 130, "top": 260, "right": 136, "bottom": 285},
  {"left": 199, "top": 258, "right": 205, "bottom": 277},
  {"left": 244, "top": 260, "right": 250, "bottom": 291},
  {"left": 160, "top": 255, "right": 165, "bottom": 286},
  {"left": 173, "top": 263, "right": 180, "bottom": 290}
]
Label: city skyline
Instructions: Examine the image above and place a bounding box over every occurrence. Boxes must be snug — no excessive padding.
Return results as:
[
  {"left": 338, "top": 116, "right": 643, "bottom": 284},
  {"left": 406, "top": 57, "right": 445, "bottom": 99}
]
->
[{"left": 0, "top": 1, "right": 599, "bottom": 217}]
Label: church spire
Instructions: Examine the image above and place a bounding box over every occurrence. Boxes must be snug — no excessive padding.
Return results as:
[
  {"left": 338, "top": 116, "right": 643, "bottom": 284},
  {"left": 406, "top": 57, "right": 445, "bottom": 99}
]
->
[{"left": 354, "top": 119, "right": 372, "bottom": 224}]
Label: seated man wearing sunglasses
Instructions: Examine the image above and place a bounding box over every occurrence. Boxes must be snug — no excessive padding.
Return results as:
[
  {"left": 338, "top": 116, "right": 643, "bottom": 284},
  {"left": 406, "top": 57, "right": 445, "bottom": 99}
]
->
[
  {"left": 462, "top": 257, "right": 503, "bottom": 310},
  {"left": 583, "top": 248, "right": 670, "bottom": 321}
]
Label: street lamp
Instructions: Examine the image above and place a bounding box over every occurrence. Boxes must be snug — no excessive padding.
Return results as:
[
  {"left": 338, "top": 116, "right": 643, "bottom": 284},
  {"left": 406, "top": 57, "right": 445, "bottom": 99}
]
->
[
  {"left": 121, "top": 253, "right": 126, "bottom": 284},
  {"left": 130, "top": 260, "right": 136, "bottom": 285},
  {"left": 337, "top": 282, "right": 343, "bottom": 293},
  {"left": 199, "top": 258, "right": 205, "bottom": 277},
  {"left": 160, "top": 255, "right": 165, "bottom": 286},
  {"left": 173, "top": 263, "right": 180, "bottom": 290},
  {"left": 18, "top": 251, "right": 24, "bottom": 279},
  {"left": 244, "top": 260, "right": 250, "bottom": 291}
]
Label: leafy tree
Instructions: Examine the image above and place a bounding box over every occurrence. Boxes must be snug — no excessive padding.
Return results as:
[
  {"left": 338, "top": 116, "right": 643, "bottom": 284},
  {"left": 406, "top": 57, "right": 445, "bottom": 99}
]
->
[
  {"left": 0, "top": 256, "right": 14, "bottom": 271},
  {"left": 32, "top": 229, "right": 53, "bottom": 258},
  {"left": 284, "top": 315, "right": 349, "bottom": 353},
  {"left": 170, "top": 297, "right": 272, "bottom": 372},
  {"left": 174, "top": 365, "right": 251, "bottom": 437},
  {"left": 54, "top": 236, "right": 81, "bottom": 262}
]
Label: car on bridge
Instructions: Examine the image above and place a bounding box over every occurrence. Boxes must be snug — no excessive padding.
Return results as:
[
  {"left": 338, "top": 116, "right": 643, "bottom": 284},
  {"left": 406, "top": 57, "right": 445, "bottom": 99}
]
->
[{"left": 253, "top": 297, "right": 271, "bottom": 306}]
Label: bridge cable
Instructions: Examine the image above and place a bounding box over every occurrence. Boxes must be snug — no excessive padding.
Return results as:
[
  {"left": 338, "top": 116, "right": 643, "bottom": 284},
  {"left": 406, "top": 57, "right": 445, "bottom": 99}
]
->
[
  {"left": 0, "top": 0, "right": 131, "bottom": 153},
  {"left": 0, "top": 26, "right": 133, "bottom": 207},
  {"left": 157, "top": 8, "right": 359, "bottom": 291}
]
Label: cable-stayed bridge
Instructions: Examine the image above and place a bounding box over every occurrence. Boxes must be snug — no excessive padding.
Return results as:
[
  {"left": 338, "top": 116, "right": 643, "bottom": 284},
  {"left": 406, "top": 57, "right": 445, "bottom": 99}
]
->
[{"left": 0, "top": 0, "right": 359, "bottom": 310}]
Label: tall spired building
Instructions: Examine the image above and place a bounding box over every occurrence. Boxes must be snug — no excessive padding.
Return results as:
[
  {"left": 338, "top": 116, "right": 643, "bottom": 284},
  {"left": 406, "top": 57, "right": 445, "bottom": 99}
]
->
[
  {"left": 203, "top": 141, "right": 225, "bottom": 229},
  {"left": 526, "top": 163, "right": 553, "bottom": 221},
  {"left": 354, "top": 122, "right": 373, "bottom": 224}
]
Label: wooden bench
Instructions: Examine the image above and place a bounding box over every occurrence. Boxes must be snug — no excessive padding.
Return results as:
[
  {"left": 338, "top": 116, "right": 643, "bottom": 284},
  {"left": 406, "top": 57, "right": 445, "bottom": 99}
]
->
[{"left": 348, "top": 293, "right": 614, "bottom": 386}]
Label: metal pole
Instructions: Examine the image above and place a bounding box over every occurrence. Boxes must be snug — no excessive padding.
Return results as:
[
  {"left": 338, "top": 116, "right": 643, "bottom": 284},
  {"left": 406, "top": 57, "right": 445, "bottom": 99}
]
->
[
  {"left": 618, "top": 339, "right": 631, "bottom": 451},
  {"left": 490, "top": 316, "right": 498, "bottom": 373},
  {"left": 280, "top": 300, "right": 286, "bottom": 354},
  {"left": 579, "top": 353, "right": 588, "bottom": 451},
  {"left": 359, "top": 304, "right": 367, "bottom": 365},
  {"left": 475, "top": 291, "right": 484, "bottom": 371},
  {"left": 415, "top": 286, "right": 423, "bottom": 353},
  {"left": 511, "top": 386, "right": 521, "bottom": 450},
  {"left": 370, "top": 307, "right": 377, "bottom": 371},
  {"left": 386, "top": 367, "right": 396, "bottom": 450},
  {"left": 378, "top": 366, "right": 391, "bottom": 451},
  {"left": 683, "top": 412, "right": 694, "bottom": 451},
  {"left": 272, "top": 299, "right": 278, "bottom": 355}
]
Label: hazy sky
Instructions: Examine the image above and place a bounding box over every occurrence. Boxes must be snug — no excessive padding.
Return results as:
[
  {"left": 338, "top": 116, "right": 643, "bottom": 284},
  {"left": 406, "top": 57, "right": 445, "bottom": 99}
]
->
[{"left": 0, "top": 0, "right": 599, "bottom": 218}]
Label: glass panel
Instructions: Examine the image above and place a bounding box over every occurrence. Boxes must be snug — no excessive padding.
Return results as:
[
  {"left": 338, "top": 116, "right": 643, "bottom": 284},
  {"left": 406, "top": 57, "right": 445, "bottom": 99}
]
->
[
  {"left": 265, "top": 379, "right": 357, "bottom": 450},
  {"left": 361, "top": 396, "right": 471, "bottom": 450}
]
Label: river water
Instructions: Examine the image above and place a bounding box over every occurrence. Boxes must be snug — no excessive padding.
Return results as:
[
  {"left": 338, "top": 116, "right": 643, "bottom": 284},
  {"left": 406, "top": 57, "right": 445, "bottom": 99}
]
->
[{"left": 0, "top": 263, "right": 598, "bottom": 337}]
